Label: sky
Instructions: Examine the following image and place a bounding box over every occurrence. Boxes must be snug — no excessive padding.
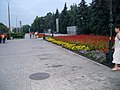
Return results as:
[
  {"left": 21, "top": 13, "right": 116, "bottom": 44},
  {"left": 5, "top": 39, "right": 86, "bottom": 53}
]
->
[{"left": 0, "top": 0, "right": 92, "bottom": 28}]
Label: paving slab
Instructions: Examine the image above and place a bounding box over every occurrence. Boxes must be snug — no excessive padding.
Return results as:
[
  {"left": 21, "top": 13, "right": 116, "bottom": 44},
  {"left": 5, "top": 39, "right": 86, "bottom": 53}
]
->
[{"left": 0, "top": 34, "right": 120, "bottom": 90}]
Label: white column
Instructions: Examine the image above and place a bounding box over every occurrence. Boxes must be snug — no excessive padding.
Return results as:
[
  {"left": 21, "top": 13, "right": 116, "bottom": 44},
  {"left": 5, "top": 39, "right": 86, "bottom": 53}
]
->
[{"left": 56, "top": 18, "right": 59, "bottom": 33}]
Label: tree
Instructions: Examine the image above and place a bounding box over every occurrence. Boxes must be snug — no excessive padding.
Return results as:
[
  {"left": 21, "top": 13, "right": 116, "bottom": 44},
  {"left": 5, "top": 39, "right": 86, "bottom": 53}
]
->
[
  {"left": 21, "top": 25, "right": 30, "bottom": 33},
  {"left": 29, "top": 0, "right": 120, "bottom": 35},
  {"left": 51, "top": 13, "right": 56, "bottom": 32},
  {"left": 76, "top": 0, "right": 89, "bottom": 34},
  {"left": 44, "top": 12, "right": 52, "bottom": 29},
  {"left": 113, "top": 0, "right": 120, "bottom": 26},
  {"left": 89, "top": 0, "right": 109, "bottom": 35},
  {"left": 55, "top": 9, "right": 59, "bottom": 18},
  {"left": 31, "top": 13, "right": 56, "bottom": 33},
  {"left": 39, "top": 17, "right": 45, "bottom": 33},
  {"left": 0, "top": 22, "right": 8, "bottom": 33},
  {"left": 30, "top": 16, "right": 41, "bottom": 32},
  {"left": 54, "top": 9, "right": 60, "bottom": 32},
  {"left": 59, "top": 2, "right": 69, "bottom": 34},
  {"left": 44, "top": 12, "right": 55, "bottom": 32},
  {"left": 68, "top": 4, "right": 78, "bottom": 26}
]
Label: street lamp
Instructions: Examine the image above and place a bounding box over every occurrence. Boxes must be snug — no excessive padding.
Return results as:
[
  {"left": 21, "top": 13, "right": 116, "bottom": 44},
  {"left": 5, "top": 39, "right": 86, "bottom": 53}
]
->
[
  {"left": 5, "top": 0, "right": 11, "bottom": 39},
  {"left": 43, "top": 29, "right": 46, "bottom": 40},
  {"left": 50, "top": 20, "right": 54, "bottom": 37},
  {"left": 106, "top": 0, "right": 113, "bottom": 66},
  {"left": 20, "top": 21, "right": 22, "bottom": 33},
  {"left": 109, "top": 0, "right": 113, "bottom": 62},
  {"left": 109, "top": 0, "right": 113, "bottom": 49}
]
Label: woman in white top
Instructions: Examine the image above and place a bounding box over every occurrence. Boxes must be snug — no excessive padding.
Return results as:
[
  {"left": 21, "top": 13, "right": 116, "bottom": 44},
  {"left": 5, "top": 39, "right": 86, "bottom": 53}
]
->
[{"left": 112, "top": 26, "right": 120, "bottom": 70}]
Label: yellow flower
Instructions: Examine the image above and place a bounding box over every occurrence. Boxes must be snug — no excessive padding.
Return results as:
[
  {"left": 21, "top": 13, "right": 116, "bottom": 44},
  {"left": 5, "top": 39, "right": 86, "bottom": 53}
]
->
[{"left": 46, "top": 38, "right": 91, "bottom": 51}]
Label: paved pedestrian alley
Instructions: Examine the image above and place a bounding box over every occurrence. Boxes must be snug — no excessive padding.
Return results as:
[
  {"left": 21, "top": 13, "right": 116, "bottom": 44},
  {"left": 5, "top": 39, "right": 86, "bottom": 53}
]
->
[{"left": 0, "top": 36, "right": 120, "bottom": 90}]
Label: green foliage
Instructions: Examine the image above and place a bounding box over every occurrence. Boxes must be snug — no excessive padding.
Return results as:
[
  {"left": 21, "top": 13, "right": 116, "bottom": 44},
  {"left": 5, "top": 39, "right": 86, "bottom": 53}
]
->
[
  {"left": 0, "top": 22, "right": 8, "bottom": 33},
  {"left": 55, "top": 9, "right": 59, "bottom": 18},
  {"left": 54, "top": 9, "right": 60, "bottom": 32},
  {"left": 39, "top": 17, "right": 46, "bottom": 33},
  {"left": 113, "top": 0, "right": 120, "bottom": 26},
  {"left": 51, "top": 13, "right": 56, "bottom": 32},
  {"left": 44, "top": 12, "right": 52, "bottom": 29},
  {"left": 21, "top": 25, "right": 30, "bottom": 33},
  {"left": 30, "top": 16, "right": 40, "bottom": 32},
  {"left": 30, "top": 0, "right": 120, "bottom": 36},
  {"left": 76, "top": 0, "right": 89, "bottom": 34},
  {"left": 59, "top": 2, "right": 69, "bottom": 34},
  {"left": 31, "top": 12, "right": 55, "bottom": 33},
  {"left": 89, "top": 0, "right": 109, "bottom": 35},
  {"left": 11, "top": 33, "right": 25, "bottom": 39},
  {"left": 67, "top": 4, "right": 78, "bottom": 26}
]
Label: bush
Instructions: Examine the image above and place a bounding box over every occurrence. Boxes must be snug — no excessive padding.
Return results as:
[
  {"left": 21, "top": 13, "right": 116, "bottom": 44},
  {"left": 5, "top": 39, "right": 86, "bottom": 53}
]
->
[{"left": 11, "top": 33, "right": 25, "bottom": 39}]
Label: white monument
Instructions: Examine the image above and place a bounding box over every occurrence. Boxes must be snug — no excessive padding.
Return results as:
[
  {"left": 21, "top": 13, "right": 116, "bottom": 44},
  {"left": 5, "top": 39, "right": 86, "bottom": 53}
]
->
[
  {"left": 48, "top": 29, "right": 51, "bottom": 33},
  {"left": 67, "top": 26, "right": 77, "bottom": 35},
  {"left": 56, "top": 18, "right": 59, "bottom": 33}
]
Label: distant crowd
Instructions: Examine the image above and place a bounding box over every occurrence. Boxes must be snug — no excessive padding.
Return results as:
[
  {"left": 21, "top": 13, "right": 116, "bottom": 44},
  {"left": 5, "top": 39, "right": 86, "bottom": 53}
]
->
[
  {"left": 0, "top": 33, "right": 8, "bottom": 44},
  {"left": 29, "top": 32, "right": 38, "bottom": 39}
]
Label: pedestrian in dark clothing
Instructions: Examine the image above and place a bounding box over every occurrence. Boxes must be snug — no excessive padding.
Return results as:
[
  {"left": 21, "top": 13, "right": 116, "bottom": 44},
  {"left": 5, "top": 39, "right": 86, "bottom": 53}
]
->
[
  {"left": 32, "top": 32, "right": 35, "bottom": 39},
  {"left": 5, "top": 34, "right": 8, "bottom": 43},
  {"left": 0, "top": 33, "right": 2, "bottom": 43},
  {"left": 30, "top": 32, "right": 32, "bottom": 39},
  {"left": 2, "top": 34, "right": 5, "bottom": 43}
]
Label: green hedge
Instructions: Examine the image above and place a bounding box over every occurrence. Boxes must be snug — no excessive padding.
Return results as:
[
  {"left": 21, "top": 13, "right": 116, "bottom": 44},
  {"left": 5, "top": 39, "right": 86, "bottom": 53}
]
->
[{"left": 11, "top": 33, "right": 25, "bottom": 39}]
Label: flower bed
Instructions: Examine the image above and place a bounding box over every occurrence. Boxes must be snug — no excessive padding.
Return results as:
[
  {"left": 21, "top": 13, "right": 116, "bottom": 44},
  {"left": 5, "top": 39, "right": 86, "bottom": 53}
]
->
[
  {"left": 37, "top": 33, "right": 46, "bottom": 38},
  {"left": 53, "top": 35, "right": 110, "bottom": 52},
  {"left": 46, "top": 38, "right": 90, "bottom": 51},
  {"left": 45, "top": 35, "right": 114, "bottom": 66}
]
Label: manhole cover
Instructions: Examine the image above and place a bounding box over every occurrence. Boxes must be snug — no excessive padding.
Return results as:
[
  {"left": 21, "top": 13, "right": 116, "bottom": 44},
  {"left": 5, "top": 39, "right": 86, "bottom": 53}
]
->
[{"left": 29, "top": 73, "right": 50, "bottom": 80}]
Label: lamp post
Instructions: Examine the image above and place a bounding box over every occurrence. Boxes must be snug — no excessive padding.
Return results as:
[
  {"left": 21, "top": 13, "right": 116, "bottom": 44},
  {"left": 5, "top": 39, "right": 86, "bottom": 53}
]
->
[
  {"left": 5, "top": 0, "right": 11, "bottom": 39},
  {"left": 106, "top": 0, "right": 113, "bottom": 66},
  {"left": 109, "top": 0, "right": 113, "bottom": 49},
  {"left": 43, "top": 29, "right": 46, "bottom": 40},
  {"left": 20, "top": 21, "right": 22, "bottom": 33},
  {"left": 16, "top": 16, "right": 17, "bottom": 33},
  {"left": 50, "top": 20, "right": 54, "bottom": 37}
]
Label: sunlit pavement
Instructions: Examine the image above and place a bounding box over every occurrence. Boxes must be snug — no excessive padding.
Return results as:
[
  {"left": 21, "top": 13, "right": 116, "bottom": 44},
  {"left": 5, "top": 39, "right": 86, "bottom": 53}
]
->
[{"left": 0, "top": 34, "right": 120, "bottom": 90}]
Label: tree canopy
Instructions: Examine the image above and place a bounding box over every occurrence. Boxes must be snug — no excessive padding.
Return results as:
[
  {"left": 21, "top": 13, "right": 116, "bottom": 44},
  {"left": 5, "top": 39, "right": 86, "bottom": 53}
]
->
[
  {"left": 21, "top": 25, "right": 30, "bottom": 33},
  {"left": 30, "top": 0, "right": 120, "bottom": 35},
  {"left": 0, "top": 23, "right": 8, "bottom": 33}
]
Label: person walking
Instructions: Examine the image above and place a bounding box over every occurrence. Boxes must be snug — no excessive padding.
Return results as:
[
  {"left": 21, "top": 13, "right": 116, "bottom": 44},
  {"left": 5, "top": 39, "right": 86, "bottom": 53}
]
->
[
  {"left": 5, "top": 33, "right": 8, "bottom": 43},
  {"left": 33, "top": 32, "right": 35, "bottom": 39},
  {"left": 0, "top": 33, "right": 2, "bottom": 43},
  {"left": 30, "top": 32, "right": 32, "bottom": 39},
  {"left": 2, "top": 33, "right": 5, "bottom": 43},
  {"left": 112, "top": 26, "right": 120, "bottom": 70}
]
